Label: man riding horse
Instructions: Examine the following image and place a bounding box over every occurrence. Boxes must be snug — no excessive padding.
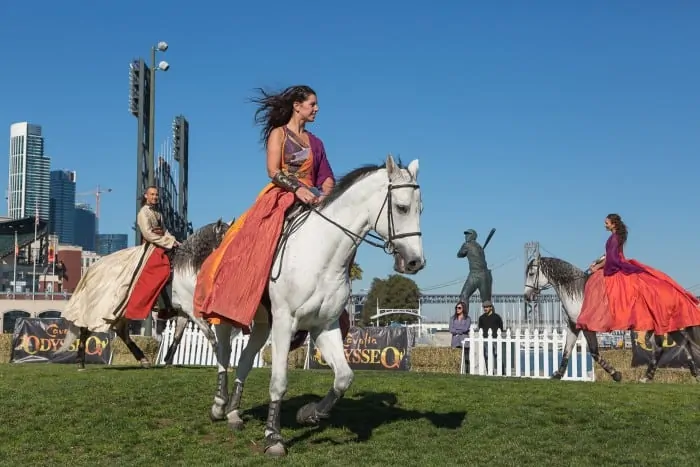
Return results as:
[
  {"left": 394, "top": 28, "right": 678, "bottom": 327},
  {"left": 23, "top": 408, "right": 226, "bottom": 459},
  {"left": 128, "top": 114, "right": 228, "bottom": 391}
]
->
[{"left": 128, "top": 186, "right": 181, "bottom": 323}]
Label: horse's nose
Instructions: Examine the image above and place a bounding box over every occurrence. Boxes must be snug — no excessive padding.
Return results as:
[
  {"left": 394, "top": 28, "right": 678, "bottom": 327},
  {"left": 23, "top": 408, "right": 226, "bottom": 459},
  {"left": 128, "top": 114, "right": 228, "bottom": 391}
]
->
[{"left": 407, "top": 258, "right": 425, "bottom": 273}]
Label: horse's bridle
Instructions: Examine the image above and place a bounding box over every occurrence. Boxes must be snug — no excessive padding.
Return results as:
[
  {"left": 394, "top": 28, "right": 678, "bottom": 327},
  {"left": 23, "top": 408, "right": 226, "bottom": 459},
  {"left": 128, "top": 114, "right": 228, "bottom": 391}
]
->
[
  {"left": 524, "top": 256, "right": 591, "bottom": 302},
  {"left": 524, "top": 256, "right": 552, "bottom": 302},
  {"left": 270, "top": 181, "right": 422, "bottom": 281}
]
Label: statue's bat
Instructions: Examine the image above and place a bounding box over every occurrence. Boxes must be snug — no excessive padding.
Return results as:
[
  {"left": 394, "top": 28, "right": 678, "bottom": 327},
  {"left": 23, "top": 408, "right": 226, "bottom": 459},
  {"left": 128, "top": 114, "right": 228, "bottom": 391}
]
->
[{"left": 482, "top": 228, "right": 496, "bottom": 249}]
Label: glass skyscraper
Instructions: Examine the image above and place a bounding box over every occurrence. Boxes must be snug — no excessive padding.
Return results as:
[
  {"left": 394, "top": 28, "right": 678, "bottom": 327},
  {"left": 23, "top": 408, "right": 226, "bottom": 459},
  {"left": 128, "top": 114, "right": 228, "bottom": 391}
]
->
[
  {"left": 8, "top": 122, "right": 51, "bottom": 221},
  {"left": 96, "top": 233, "right": 128, "bottom": 256},
  {"left": 49, "top": 170, "right": 77, "bottom": 244},
  {"left": 74, "top": 203, "right": 96, "bottom": 251}
]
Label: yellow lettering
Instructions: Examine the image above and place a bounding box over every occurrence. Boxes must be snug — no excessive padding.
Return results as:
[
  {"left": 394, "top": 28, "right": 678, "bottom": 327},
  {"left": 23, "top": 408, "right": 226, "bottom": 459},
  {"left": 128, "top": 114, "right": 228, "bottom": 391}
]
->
[{"left": 380, "top": 347, "right": 403, "bottom": 369}]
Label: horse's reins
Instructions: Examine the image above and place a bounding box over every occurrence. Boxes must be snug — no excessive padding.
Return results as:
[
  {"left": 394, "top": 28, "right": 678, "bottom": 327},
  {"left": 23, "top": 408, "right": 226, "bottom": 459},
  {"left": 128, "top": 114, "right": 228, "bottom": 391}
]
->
[{"left": 270, "top": 182, "right": 421, "bottom": 282}]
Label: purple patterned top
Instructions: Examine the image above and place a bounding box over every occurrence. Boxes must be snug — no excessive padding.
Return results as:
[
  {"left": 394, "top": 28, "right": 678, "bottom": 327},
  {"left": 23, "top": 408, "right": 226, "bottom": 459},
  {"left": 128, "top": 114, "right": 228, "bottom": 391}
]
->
[
  {"left": 603, "top": 233, "right": 644, "bottom": 277},
  {"left": 308, "top": 132, "right": 335, "bottom": 189}
]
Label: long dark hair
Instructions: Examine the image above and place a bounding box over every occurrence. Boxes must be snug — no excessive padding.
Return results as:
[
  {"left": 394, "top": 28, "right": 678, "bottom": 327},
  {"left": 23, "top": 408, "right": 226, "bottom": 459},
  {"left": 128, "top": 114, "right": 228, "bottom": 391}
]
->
[
  {"left": 452, "top": 301, "right": 468, "bottom": 320},
  {"left": 607, "top": 213, "right": 628, "bottom": 248},
  {"left": 250, "top": 85, "right": 317, "bottom": 145}
]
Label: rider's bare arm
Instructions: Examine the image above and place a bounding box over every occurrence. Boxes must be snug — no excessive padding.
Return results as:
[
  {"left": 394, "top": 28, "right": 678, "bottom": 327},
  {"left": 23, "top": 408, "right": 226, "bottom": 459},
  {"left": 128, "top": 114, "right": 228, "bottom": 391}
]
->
[
  {"left": 320, "top": 177, "right": 334, "bottom": 196},
  {"left": 137, "top": 209, "right": 177, "bottom": 250},
  {"left": 266, "top": 127, "right": 301, "bottom": 192}
]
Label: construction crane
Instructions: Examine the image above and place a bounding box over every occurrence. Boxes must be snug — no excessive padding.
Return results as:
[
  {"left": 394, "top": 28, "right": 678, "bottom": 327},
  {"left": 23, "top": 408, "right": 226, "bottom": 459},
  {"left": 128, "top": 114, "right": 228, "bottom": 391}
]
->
[{"left": 76, "top": 185, "right": 113, "bottom": 219}]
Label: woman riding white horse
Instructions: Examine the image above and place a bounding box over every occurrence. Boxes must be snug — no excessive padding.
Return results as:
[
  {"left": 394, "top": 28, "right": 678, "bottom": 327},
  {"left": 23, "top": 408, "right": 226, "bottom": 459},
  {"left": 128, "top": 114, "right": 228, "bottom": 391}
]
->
[{"left": 194, "top": 85, "right": 425, "bottom": 457}]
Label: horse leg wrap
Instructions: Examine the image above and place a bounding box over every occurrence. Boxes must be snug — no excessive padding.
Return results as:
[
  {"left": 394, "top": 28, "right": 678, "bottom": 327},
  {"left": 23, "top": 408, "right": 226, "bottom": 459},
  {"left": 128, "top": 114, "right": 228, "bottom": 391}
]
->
[
  {"left": 264, "top": 400, "right": 284, "bottom": 440},
  {"left": 592, "top": 353, "right": 621, "bottom": 381},
  {"left": 644, "top": 360, "right": 657, "bottom": 381},
  {"left": 215, "top": 372, "right": 228, "bottom": 404},
  {"left": 554, "top": 356, "right": 569, "bottom": 378},
  {"left": 76, "top": 343, "right": 86, "bottom": 369},
  {"left": 225, "top": 381, "right": 244, "bottom": 413},
  {"left": 687, "top": 360, "right": 698, "bottom": 378},
  {"left": 296, "top": 388, "right": 342, "bottom": 425},
  {"left": 126, "top": 342, "right": 146, "bottom": 361},
  {"left": 316, "top": 388, "right": 343, "bottom": 417},
  {"left": 163, "top": 343, "right": 177, "bottom": 364}
]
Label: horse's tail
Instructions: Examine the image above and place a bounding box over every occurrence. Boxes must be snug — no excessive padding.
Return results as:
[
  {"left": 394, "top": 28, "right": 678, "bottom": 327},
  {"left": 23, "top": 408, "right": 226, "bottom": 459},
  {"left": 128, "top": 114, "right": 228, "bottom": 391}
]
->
[{"left": 55, "top": 321, "right": 81, "bottom": 354}]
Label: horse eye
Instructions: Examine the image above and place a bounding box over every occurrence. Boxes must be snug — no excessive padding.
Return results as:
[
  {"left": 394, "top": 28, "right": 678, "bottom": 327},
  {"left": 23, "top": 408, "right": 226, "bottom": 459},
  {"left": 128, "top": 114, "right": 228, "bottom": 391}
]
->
[{"left": 396, "top": 205, "right": 409, "bottom": 214}]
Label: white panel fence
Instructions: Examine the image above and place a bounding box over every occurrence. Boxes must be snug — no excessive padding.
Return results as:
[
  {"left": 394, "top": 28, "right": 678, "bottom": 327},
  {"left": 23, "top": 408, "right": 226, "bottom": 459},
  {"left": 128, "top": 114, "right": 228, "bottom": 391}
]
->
[
  {"left": 461, "top": 327, "right": 596, "bottom": 382},
  {"left": 154, "top": 321, "right": 266, "bottom": 368},
  {"left": 153, "top": 321, "right": 595, "bottom": 382}
]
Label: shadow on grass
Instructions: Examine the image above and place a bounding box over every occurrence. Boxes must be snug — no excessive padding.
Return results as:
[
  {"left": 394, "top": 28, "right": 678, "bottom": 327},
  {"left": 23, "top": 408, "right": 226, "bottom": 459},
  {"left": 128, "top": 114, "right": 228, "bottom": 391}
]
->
[
  {"left": 99, "top": 365, "right": 214, "bottom": 372},
  {"left": 244, "top": 391, "right": 467, "bottom": 447}
]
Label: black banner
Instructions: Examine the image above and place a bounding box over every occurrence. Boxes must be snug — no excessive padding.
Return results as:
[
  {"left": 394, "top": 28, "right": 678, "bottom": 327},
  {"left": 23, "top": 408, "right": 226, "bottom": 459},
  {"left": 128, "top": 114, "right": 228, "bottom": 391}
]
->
[
  {"left": 10, "top": 318, "right": 113, "bottom": 364},
  {"left": 309, "top": 326, "right": 410, "bottom": 371},
  {"left": 630, "top": 331, "right": 690, "bottom": 369}
]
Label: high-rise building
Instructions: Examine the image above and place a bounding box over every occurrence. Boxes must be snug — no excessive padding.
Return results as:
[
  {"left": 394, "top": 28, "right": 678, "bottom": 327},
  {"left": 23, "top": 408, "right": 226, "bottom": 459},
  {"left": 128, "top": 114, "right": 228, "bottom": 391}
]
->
[
  {"left": 96, "top": 233, "right": 128, "bottom": 256},
  {"left": 8, "top": 122, "right": 51, "bottom": 221},
  {"left": 49, "top": 170, "right": 77, "bottom": 244},
  {"left": 74, "top": 203, "right": 96, "bottom": 251}
]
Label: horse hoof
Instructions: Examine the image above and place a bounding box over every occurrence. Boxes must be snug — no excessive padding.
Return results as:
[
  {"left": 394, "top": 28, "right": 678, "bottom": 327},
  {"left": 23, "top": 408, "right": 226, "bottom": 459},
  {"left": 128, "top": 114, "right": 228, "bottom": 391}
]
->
[
  {"left": 140, "top": 359, "right": 151, "bottom": 369},
  {"left": 210, "top": 404, "right": 226, "bottom": 422},
  {"left": 296, "top": 402, "right": 318, "bottom": 426},
  {"left": 264, "top": 440, "right": 287, "bottom": 458},
  {"left": 227, "top": 411, "right": 245, "bottom": 431},
  {"left": 639, "top": 377, "right": 649, "bottom": 383},
  {"left": 550, "top": 372, "right": 562, "bottom": 380},
  {"left": 612, "top": 371, "right": 622, "bottom": 382}
]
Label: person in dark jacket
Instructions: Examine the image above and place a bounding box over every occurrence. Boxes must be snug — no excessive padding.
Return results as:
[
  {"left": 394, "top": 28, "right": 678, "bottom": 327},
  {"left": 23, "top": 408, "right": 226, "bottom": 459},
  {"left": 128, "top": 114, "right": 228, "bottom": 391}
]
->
[{"left": 478, "top": 301, "right": 505, "bottom": 374}]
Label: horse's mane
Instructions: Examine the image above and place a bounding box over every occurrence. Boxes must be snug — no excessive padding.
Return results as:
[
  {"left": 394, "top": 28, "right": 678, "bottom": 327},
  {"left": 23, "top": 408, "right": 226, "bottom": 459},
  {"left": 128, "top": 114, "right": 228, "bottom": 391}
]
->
[
  {"left": 318, "top": 158, "right": 406, "bottom": 209},
  {"left": 171, "top": 220, "right": 227, "bottom": 273},
  {"left": 528, "top": 256, "right": 589, "bottom": 299}
]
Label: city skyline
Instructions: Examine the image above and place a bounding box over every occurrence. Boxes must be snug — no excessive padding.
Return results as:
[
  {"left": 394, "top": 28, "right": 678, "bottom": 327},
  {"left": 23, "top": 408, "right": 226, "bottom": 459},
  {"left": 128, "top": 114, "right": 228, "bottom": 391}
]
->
[{"left": 7, "top": 121, "right": 126, "bottom": 253}]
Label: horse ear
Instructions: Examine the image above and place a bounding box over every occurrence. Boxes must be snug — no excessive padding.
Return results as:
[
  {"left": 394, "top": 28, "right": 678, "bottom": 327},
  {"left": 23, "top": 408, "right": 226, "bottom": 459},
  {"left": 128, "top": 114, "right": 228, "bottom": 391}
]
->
[
  {"left": 386, "top": 153, "right": 397, "bottom": 178},
  {"left": 216, "top": 217, "right": 223, "bottom": 227},
  {"left": 407, "top": 159, "right": 419, "bottom": 180}
]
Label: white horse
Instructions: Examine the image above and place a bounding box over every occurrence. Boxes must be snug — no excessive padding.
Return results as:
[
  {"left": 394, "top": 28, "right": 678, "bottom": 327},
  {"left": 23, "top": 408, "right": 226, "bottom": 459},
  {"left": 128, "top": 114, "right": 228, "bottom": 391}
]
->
[
  {"left": 56, "top": 220, "right": 230, "bottom": 369},
  {"left": 524, "top": 255, "right": 700, "bottom": 383},
  {"left": 208, "top": 154, "right": 424, "bottom": 457}
]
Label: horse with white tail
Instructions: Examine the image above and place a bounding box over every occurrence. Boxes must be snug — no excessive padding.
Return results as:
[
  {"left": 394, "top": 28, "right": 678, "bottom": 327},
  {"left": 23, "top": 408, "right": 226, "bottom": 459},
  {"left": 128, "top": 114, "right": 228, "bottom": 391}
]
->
[
  {"left": 204, "top": 155, "right": 424, "bottom": 457},
  {"left": 524, "top": 256, "right": 700, "bottom": 383},
  {"left": 55, "top": 219, "right": 230, "bottom": 369}
]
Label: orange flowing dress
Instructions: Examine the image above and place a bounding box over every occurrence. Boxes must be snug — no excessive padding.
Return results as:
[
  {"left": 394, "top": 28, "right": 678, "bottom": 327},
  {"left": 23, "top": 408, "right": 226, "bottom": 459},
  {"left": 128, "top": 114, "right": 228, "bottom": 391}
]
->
[
  {"left": 194, "top": 128, "right": 351, "bottom": 342},
  {"left": 577, "top": 233, "right": 700, "bottom": 335}
]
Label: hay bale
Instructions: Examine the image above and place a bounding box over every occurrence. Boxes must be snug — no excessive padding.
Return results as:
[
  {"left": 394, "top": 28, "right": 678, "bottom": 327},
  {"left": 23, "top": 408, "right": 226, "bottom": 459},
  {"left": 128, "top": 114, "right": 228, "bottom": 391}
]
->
[
  {"left": 410, "top": 346, "right": 461, "bottom": 374},
  {"left": 261, "top": 344, "right": 305, "bottom": 368},
  {"left": 110, "top": 336, "right": 161, "bottom": 365},
  {"left": 596, "top": 349, "right": 697, "bottom": 383},
  {"left": 0, "top": 334, "right": 12, "bottom": 364}
]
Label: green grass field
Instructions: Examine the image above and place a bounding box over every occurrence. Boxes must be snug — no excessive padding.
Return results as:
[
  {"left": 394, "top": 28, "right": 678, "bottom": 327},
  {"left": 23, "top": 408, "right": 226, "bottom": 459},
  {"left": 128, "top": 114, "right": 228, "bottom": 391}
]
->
[{"left": 1, "top": 364, "right": 699, "bottom": 466}]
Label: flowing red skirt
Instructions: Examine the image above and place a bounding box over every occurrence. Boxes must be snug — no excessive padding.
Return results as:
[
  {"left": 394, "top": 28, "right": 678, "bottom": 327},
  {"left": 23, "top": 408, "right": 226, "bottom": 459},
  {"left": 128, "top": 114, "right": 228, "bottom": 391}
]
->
[
  {"left": 194, "top": 188, "right": 295, "bottom": 331},
  {"left": 577, "top": 260, "right": 700, "bottom": 335},
  {"left": 124, "top": 248, "right": 171, "bottom": 320}
]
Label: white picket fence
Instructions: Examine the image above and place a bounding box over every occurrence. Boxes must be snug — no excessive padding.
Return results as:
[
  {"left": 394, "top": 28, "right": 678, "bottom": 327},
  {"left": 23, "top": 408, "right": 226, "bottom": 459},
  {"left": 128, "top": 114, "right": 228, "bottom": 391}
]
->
[
  {"left": 461, "top": 327, "right": 596, "bottom": 382},
  {"left": 152, "top": 321, "right": 595, "bottom": 382},
  {"left": 155, "top": 321, "right": 266, "bottom": 368}
]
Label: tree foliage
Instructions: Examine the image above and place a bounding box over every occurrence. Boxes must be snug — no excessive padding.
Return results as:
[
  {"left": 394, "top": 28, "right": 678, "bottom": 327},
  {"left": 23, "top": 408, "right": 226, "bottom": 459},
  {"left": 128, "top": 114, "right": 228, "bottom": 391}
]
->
[
  {"left": 360, "top": 274, "right": 421, "bottom": 326},
  {"left": 350, "top": 262, "right": 363, "bottom": 282}
]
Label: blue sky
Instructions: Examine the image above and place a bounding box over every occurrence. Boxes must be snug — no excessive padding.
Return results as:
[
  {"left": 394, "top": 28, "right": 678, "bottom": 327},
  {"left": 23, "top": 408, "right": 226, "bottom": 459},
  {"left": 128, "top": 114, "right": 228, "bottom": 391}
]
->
[{"left": 1, "top": 2, "right": 699, "bottom": 313}]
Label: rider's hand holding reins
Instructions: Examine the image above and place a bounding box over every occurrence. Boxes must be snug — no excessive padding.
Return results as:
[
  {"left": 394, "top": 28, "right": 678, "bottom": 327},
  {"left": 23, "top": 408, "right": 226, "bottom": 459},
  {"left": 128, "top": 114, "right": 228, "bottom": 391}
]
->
[{"left": 294, "top": 186, "right": 318, "bottom": 205}]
